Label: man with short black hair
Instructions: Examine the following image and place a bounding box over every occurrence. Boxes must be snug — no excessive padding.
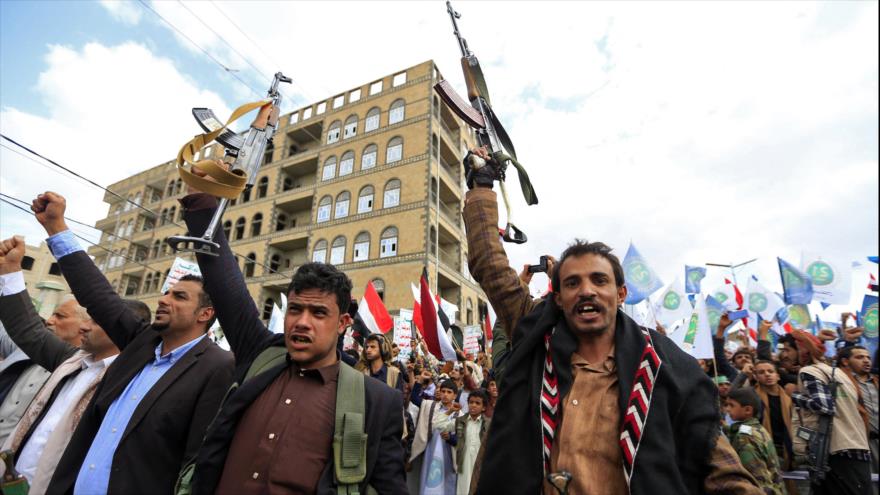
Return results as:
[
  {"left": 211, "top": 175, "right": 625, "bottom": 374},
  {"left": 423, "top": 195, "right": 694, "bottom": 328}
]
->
[
  {"left": 26, "top": 191, "right": 234, "bottom": 495},
  {"left": 838, "top": 345, "right": 879, "bottom": 476},
  {"left": 409, "top": 377, "right": 461, "bottom": 494},
  {"left": 359, "top": 333, "right": 404, "bottom": 392},
  {"left": 786, "top": 330, "right": 872, "bottom": 495},
  {"left": 0, "top": 235, "right": 123, "bottom": 492},
  {"left": 177, "top": 178, "right": 406, "bottom": 494},
  {"left": 462, "top": 146, "right": 759, "bottom": 494}
]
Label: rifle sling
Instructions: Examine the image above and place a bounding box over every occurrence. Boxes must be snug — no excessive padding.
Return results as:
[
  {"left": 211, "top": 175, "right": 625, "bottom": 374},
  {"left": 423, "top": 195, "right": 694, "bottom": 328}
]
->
[{"left": 176, "top": 98, "right": 272, "bottom": 199}]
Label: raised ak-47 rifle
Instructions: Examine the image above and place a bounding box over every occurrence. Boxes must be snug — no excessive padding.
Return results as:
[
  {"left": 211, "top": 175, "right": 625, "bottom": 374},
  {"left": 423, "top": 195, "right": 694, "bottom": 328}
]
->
[
  {"left": 434, "top": 0, "right": 538, "bottom": 244},
  {"left": 167, "top": 72, "right": 291, "bottom": 255}
]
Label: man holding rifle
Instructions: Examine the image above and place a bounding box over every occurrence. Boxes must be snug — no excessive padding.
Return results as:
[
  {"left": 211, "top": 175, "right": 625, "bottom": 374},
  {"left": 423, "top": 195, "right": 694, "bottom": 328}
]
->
[
  {"left": 461, "top": 146, "right": 761, "bottom": 494},
  {"left": 176, "top": 103, "right": 407, "bottom": 494}
]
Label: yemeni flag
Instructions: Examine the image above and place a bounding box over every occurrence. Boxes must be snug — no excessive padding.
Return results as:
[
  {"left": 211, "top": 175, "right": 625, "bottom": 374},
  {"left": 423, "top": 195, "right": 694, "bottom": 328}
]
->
[
  {"left": 357, "top": 281, "right": 393, "bottom": 335},
  {"left": 415, "top": 268, "right": 457, "bottom": 361}
]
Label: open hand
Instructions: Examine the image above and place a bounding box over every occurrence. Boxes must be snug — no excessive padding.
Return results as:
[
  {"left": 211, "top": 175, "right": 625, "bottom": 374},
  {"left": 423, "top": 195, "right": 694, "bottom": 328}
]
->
[{"left": 0, "top": 236, "right": 26, "bottom": 275}]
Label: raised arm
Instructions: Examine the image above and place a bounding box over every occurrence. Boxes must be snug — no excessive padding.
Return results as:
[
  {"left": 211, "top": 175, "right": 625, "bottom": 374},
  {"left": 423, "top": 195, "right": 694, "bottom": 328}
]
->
[
  {"left": 0, "top": 236, "right": 78, "bottom": 370},
  {"left": 30, "top": 192, "right": 144, "bottom": 350},
  {"left": 712, "top": 313, "right": 739, "bottom": 382},
  {"left": 180, "top": 193, "right": 273, "bottom": 365},
  {"left": 463, "top": 187, "right": 535, "bottom": 342}
]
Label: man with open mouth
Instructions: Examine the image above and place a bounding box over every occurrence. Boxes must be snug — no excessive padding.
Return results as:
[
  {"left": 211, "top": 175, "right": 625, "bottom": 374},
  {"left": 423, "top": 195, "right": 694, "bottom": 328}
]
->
[
  {"left": 176, "top": 146, "right": 407, "bottom": 494},
  {"left": 460, "top": 146, "right": 762, "bottom": 494}
]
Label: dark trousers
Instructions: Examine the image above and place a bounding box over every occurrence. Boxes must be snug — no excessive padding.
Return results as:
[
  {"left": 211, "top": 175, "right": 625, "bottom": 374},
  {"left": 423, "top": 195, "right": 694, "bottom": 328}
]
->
[{"left": 811, "top": 454, "right": 872, "bottom": 495}]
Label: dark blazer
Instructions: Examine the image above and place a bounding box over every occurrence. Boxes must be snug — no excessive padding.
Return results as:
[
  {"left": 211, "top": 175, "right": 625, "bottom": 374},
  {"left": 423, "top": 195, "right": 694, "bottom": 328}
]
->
[
  {"left": 180, "top": 194, "right": 407, "bottom": 495},
  {"left": 45, "top": 249, "right": 234, "bottom": 495}
]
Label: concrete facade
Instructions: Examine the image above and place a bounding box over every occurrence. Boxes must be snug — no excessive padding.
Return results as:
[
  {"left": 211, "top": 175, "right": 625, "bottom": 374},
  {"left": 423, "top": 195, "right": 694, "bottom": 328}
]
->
[
  {"left": 87, "top": 60, "right": 488, "bottom": 326},
  {"left": 21, "top": 241, "right": 71, "bottom": 319}
]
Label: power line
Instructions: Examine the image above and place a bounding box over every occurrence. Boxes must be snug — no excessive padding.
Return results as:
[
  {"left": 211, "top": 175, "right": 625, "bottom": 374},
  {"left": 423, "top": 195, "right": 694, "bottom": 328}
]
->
[
  {"left": 0, "top": 134, "right": 154, "bottom": 216},
  {"left": 0, "top": 137, "right": 288, "bottom": 278},
  {"left": 207, "top": 0, "right": 327, "bottom": 100},
  {"left": 0, "top": 197, "right": 163, "bottom": 273},
  {"left": 136, "top": 0, "right": 263, "bottom": 99}
]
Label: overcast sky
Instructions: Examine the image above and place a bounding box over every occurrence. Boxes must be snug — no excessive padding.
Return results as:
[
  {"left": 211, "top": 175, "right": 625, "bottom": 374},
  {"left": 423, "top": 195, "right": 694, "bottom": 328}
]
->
[{"left": 1, "top": 1, "right": 877, "bottom": 316}]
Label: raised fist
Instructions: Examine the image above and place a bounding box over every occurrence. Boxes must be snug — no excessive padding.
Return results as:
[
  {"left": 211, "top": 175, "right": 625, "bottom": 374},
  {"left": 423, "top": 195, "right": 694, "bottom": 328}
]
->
[
  {"left": 31, "top": 191, "right": 68, "bottom": 235},
  {"left": 463, "top": 146, "right": 505, "bottom": 190},
  {"left": 0, "top": 236, "right": 26, "bottom": 275}
]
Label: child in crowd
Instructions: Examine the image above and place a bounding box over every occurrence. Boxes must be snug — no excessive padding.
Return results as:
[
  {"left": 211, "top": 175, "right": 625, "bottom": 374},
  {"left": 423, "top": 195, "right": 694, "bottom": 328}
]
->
[
  {"left": 408, "top": 378, "right": 462, "bottom": 494},
  {"left": 447, "top": 389, "right": 491, "bottom": 495},
  {"left": 725, "top": 388, "right": 785, "bottom": 495}
]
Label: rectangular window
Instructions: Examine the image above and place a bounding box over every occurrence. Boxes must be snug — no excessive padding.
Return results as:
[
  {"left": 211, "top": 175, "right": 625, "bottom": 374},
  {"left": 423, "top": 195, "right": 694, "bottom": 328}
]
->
[
  {"left": 335, "top": 200, "right": 349, "bottom": 218},
  {"left": 204, "top": 147, "right": 212, "bottom": 157},
  {"left": 312, "top": 249, "right": 326, "bottom": 263},
  {"left": 362, "top": 151, "right": 376, "bottom": 169},
  {"left": 333, "top": 95, "right": 344, "bottom": 109},
  {"left": 343, "top": 122, "right": 357, "bottom": 138},
  {"left": 339, "top": 157, "right": 354, "bottom": 176},
  {"left": 357, "top": 194, "right": 373, "bottom": 213},
  {"left": 369, "top": 80, "right": 383, "bottom": 95},
  {"left": 317, "top": 102, "right": 326, "bottom": 115},
  {"left": 317, "top": 205, "right": 331, "bottom": 222},
  {"left": 327, "top": 128, "right": 340, "bottom": 144},
  {"left": 392, "top": 72, "right": 407, "bottom": 87},
  {"left": 380, "top": 237, "right": 397, "bottom": 257},
  {"left": 389, "top": 106, "right": 404, "bottom": 125},
  {"left": 303, "top": 107, "right": 312, "bottom": 120},
  {"left": 353, "top": 242, "right": 369, "bottom": 261},
  {"left": 386, "top": 144, "right": 402, "bottom": 163},
  {"left": 384, "top": 189, "right": 400, "bottom": 207},
  {"left": 322, "top": 164, "right": 335, "bottom": 181},
  {"left": 289, "top": 112, "right": 299, "bottom": 124},
  {"left": 349, "top": 88, "right": 361, "bottom": 102},
  {"left": 364, "top": 114, "right": 379, "bottom": 132},
  {"left": 330, "top": 246, "right": 345, "bottom": 265}
]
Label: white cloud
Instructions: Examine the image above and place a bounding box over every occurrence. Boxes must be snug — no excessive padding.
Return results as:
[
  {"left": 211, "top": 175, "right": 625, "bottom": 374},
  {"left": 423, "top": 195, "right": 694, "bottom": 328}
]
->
[
  {"left": 1, "top": 41, "right": 230, "bottom": 244},
  {"left": 3, "top": 1, "right": 876, "bottom": 312},
  {"left": 99, "top": 0, "right": 143, "bottom": 26}
]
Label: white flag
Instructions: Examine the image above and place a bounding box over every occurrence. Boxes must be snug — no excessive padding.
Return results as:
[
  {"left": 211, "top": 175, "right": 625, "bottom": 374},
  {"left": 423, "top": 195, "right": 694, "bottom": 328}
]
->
[
  {"left": 674, "top": 296, "right": 714, "bottom": 359},
  {"left": 654, "top": 277, "right": 693, "bottom": 327},
  {"left": 746, "top": 277, "right": 785, "bottom": 321},
  {"left": 800, "top": 252, "right": 851, "bottom": 305}
]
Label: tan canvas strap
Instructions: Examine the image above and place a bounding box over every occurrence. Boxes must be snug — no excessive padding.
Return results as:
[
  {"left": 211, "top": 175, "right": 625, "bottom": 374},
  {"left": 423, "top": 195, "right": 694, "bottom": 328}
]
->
[{"left": 175, "top": 98, "right": 271, "bottom": 199}]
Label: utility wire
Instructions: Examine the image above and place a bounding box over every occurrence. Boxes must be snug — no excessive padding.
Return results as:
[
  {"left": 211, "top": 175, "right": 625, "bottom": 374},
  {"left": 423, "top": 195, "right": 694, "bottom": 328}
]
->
[
  {"left": 0, "top": 134, "right": 154, "bottom": 216},
  {"left": 0, "top": 197, "right": 163, "bottom": 274},
  {"left": 207, "top": 0, "right": 327, "bottom": 100},
  {"left": 136, "top": 0, "right": 263, "bottom": 99},
  {"left": 0, "top": 137, "right": 288, "bottom": 277}
]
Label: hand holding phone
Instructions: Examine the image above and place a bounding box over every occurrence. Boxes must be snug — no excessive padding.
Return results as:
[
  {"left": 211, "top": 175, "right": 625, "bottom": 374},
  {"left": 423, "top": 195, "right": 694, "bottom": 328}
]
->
[{"left": 528, "top": 255, "right": 549, "bottom": 274}]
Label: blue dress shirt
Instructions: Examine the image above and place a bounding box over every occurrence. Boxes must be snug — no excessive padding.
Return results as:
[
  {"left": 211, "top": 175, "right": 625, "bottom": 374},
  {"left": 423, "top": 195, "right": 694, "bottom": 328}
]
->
[
  {"left": 46, "top": 229, "right": 83, "bottom": 259},
  {"left": 73, "top": 334, "right": 206, "bottom": 494}
]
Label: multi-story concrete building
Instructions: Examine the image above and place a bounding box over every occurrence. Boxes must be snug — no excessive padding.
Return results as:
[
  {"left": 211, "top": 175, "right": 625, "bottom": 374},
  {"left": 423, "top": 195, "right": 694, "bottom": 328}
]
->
[
  {"left": 20, "top": 241, "right": 71, "bottom": 319},
  {"left": 88, "top": 60, "right": 488, "bottom": 327}
]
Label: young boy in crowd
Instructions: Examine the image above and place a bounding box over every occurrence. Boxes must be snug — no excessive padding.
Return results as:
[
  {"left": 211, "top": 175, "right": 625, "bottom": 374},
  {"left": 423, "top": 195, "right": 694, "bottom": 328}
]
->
[
  {"left": 725, "top": 388, "right": 786, "bottom": 495},
  {"left": 447, "top": 389, "right": 491, "bottom": 495},
  {"left": 408, "top": 377, "right": 462, "bottom": 494}
]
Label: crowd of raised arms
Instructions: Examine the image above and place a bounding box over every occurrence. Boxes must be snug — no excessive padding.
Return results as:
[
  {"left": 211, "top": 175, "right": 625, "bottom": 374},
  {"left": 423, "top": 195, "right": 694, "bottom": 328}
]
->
[{"left": 0, "top": 145, "right": 876, "bottom": 495}]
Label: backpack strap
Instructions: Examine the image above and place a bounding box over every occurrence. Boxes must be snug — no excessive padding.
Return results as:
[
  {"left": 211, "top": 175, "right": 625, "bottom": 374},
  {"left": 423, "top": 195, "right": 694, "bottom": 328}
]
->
[
  {"left": 335, "top": 362, "right": 367, "bottom": 495},
  {"left": 245, "top": 346, "right": 288, "bottom": 382},
  {"left": 385, "top": 365, "right": 400, "bottom": 389}
]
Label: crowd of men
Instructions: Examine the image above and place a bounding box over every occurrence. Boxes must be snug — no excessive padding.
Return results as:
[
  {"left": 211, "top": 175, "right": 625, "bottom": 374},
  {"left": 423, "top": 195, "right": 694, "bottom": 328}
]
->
[{"left": 0, "top": 144, "right": 876, "bottom": 495}]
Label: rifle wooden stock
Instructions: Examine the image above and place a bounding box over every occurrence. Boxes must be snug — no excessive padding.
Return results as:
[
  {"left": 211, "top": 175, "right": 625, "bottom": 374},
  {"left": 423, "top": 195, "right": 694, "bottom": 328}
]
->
[{"left": 434, "top": 80, "right": 485, "bottom": 129}]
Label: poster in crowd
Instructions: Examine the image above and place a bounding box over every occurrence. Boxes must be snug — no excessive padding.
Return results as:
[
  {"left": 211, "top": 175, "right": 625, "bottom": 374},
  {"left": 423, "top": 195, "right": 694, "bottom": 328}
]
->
[
  {"left": 160, "top": 257, "right": 202, "bottom": 294},
  {"left": 462, "top": 325, "right": 481, "bottom": 357},
  {"left": 393, "top": 314, "right": 413, "bottom": 363}
]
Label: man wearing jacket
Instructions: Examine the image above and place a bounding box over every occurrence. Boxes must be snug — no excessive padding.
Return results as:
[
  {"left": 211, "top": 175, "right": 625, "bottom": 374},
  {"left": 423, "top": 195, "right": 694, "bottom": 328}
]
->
[
  {"left": 462, "top": 146, "right": 760, "bottom": 494},
  {"left": 179, "top": 179, "right": 407, "bottom": 493},
  {"left": 26, "top": 191, "right": 234, "bottom": 495},
  {"left": 0, "top": 294, "right": 85, "bottom": 446},
  {"left": 0, "top": 235, "right": 127, "bottom": 493}
]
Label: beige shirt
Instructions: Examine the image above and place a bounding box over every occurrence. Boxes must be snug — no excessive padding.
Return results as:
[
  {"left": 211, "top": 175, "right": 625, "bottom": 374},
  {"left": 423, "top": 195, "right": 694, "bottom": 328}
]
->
[
  {"left": 799, "top": 363, "right": 869, "bottom": 453},
  {"left": 545, "top": 350, "right": 627, "bottom": 495}
]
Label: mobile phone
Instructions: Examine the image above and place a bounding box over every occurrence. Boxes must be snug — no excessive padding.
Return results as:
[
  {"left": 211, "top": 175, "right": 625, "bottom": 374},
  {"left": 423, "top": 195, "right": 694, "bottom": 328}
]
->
[
  {"left": 528, "top": 255, "right": 549, "bottom": 274},
  {"left": 727, "top": 309, "right": 749, "bottom": 321}
]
